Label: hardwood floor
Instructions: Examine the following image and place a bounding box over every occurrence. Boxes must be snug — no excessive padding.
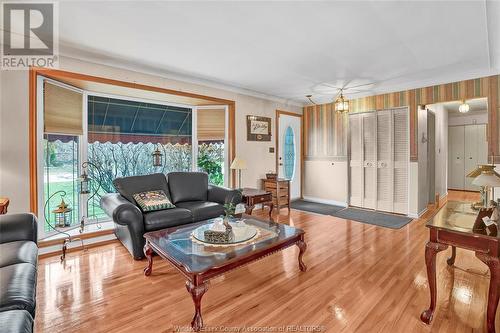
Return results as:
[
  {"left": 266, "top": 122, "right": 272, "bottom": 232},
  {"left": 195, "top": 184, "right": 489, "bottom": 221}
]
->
[{"left": 35, "top": 190, "right": 493, "bottom": 332}]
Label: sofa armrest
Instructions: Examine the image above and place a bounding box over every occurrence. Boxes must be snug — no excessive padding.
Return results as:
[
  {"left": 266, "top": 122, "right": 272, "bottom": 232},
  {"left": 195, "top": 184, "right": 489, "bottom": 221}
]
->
[
  {"left": 208, "top": 185, "right": 242, "bottom": 205},
  {"left": 100, "top": 193, "right": 144, "bottom": 230},
  {"left": 0, "top": 213, "right": 38, "bottom": 244}
]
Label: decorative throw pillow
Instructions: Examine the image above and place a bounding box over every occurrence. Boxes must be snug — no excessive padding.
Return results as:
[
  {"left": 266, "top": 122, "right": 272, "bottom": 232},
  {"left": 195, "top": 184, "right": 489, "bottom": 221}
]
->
[{"left": 133, "top": 190, "right": 175, "bottom": 212}]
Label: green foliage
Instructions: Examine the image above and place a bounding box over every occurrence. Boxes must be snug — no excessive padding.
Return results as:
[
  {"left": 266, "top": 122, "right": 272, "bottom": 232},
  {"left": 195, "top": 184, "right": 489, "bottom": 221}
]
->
[
  {"left": 197, "top": 143, "right": 224, "bottom": 186},
  {"left": 223, "top": 202, "right": 235, "bottom": 218}
]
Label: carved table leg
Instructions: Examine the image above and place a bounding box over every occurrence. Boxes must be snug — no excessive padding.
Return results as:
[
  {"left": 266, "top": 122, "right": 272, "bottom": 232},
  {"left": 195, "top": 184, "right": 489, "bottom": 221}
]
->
[
  {"left": 476, "top": 253, "right": 500, "bottom": 333},
  {"left": 186, "top": 280, "right": 210, "bottom": 332},
  {"left": 420, "top": 241, "right": 448, "bottom": 324},
  {"left": 447, "top": 246, "right": 456, "bottom": 266},
  {"left": 268, "top": 202, "right": 274, "bottom": 220},
  {"left": 245, "top": 205, "right": 255, "bottom": 215},
  {"left": 143, "top": 242, "right": 153, "bottom": 276},
  {"left": 297, "top": 236, "right": 307, "bottom": 272}
]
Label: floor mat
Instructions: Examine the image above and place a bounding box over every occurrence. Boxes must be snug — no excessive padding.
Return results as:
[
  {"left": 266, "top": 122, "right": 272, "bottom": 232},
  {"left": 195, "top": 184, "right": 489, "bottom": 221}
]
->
[{"left": 291, "top": 200, "right": 413, "bottom": 229}]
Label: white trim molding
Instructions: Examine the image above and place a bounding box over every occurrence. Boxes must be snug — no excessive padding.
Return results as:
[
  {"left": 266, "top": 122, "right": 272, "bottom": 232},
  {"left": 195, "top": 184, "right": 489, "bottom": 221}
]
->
[{"left": 301, "top": 196, "right": 348, "bottom": 208}]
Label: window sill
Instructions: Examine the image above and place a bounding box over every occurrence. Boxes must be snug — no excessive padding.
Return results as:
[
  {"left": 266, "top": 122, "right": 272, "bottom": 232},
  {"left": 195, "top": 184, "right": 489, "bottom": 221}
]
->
[{"left": 39, "top": 220, "right": 114, "bottom": 248}]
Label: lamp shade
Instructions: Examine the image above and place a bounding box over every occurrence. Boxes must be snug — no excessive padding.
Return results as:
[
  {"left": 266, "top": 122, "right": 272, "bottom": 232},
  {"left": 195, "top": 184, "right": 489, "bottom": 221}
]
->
[
  {"left": 472, "top": 171, "right": 500, "bottom": 187},
  {"left": 230, "top": 158, "right": 247, "bottom": 170}
]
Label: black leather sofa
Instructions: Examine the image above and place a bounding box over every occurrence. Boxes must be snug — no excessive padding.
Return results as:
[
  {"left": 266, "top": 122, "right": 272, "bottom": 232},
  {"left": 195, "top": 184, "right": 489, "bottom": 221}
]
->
[
  {"left": 0, "top": 213, "right": 38, "bottom": 333},
  {"left": 101, "top": 172, "right": 242, "bottom": 259}
]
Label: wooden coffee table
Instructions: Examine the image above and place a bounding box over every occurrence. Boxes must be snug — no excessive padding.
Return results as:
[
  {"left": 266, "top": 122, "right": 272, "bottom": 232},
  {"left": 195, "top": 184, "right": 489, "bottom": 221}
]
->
[{"left": 143, "top": 215, "right": 307, "bottom": 331}]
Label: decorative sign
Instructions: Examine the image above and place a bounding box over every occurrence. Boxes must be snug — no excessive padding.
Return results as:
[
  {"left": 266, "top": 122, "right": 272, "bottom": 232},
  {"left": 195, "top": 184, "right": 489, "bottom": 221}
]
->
[{"left": 247, "top": 115, "right": 271, "bottom": 141}]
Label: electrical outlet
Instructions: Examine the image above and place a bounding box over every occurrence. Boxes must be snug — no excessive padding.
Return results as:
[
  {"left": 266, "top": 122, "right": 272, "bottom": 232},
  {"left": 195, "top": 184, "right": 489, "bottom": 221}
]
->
[{"left": 269, "top": 147, "right": 274, "bottom": 153}]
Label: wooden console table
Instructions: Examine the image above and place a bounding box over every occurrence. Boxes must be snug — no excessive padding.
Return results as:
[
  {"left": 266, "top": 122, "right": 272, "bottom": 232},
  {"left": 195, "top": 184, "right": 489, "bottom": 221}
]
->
[
  {"left": 421, "top": 201, "right": 499, "bottom": 333},
  {"left": 261, "top": 178, "right": 290, "bottom": 212},
  {"left": 241, "top": 188, "right": 273, "bottom": 219}
]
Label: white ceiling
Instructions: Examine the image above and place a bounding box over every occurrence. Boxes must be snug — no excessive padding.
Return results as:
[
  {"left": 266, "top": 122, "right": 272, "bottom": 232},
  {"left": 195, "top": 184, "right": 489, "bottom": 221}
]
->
[{"left": 56, "top": 1, "right": 500, "bottom": 105}]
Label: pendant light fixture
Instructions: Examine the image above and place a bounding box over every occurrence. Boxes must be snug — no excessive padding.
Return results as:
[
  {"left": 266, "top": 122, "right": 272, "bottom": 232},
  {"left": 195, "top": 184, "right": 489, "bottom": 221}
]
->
[
  {"left": 334, "top": 89, "right": 349, "bottom": 113},
  {"left": 459, "top": 100, "right": 470, "bottom": 113}
]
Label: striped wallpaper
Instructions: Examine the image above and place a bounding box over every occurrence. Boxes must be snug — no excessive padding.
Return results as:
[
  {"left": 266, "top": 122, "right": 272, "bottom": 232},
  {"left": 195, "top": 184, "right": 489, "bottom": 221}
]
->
[{"left": 303, "top": 75, "right": 500, "bottom": 162}]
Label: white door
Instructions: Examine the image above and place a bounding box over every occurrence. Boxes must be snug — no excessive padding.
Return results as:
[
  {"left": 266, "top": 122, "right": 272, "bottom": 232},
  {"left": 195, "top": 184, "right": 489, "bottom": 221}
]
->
[
  {"left": 349, "top": 114, "right": 363, "bottom": 207},
  {"left": 477, "top": 124, "right": 488, "bottom": 165},
  {"left": 376, "top": 110, "right": 393, "bottom": 212},
  {"left": 277, "top": 114, "right": 301, "bottom": 200},
  {"left": 464, "top": 125, "right": 478, "bottom": 191},
  {"left": 393, "top": 109, "right": 409, "bottom": 214},
  {"left": 363, "top": 113, "right": 377, "bottom": 209},
  {"left": 448, "top": 126, "right": 465, "bottom": 190}
]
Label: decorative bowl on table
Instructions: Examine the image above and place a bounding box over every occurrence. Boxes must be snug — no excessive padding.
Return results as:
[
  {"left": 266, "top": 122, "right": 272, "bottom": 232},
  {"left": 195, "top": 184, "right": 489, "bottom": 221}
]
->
[{"left": 192, "top": 219, "right": 258, "bottom": 245}]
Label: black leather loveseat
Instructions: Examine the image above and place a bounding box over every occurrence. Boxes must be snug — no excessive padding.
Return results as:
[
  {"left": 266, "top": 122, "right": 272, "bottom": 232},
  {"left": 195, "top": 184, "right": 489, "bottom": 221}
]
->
[
  {"left": 101, "top": 172, "right": 242, "bottom": 259},
  {"left": 0, "top": 213, "right": 38, "bottom": 333}
]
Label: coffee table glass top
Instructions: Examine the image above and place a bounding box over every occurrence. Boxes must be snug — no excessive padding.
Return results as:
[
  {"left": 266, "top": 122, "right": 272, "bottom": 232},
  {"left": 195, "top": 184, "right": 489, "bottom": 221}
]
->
[
  {"left": 426, "top": 200, "right": 495, "bottom": 238},
  {"left": 144, "top": 216, "right": 304, "bottom": 274}
]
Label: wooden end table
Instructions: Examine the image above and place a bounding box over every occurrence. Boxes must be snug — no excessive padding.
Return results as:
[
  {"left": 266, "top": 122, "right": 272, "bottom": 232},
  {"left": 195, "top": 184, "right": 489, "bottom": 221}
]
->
[
  {"left": 143, "top": 215, "right": 307, "bottom": 331},
  {"left": 421, "top": 201, "right": 499, "bottom": 333},
  {"left": 0, "top": 197, "right": 9, "bottom": 215},
  {"left": 241, "top": 188, "right": 273, "bottom": 219}
]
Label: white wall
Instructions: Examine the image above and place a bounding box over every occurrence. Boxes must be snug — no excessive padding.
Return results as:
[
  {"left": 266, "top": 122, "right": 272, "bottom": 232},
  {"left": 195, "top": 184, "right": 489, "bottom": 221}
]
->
[
  {"left": 0, "top": 57, "right": 301, "bottom": 213},
  {"left": 0, "top": 70, "right": 30, "bottom": 214},
  {"left": 429, "top": 104, "right": 448, "bottom": 198},
  {"left": 417, "top": 107, "right": 428, "bottom": 214}
]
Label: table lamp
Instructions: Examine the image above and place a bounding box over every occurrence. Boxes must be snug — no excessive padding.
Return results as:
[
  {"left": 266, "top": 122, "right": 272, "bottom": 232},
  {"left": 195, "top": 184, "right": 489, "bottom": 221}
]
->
[
  {"left": 230, "top": 157, "right": 247, "bottom": 189},
  {"left": 472, "top": 167, "right": 500, "bottom": 208}
]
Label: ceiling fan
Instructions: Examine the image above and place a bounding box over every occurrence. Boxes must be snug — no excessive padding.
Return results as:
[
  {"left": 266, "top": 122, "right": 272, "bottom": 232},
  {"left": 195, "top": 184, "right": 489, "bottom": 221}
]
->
[{"left": 305, "top": 81, "right": 376, "bottom": 113}]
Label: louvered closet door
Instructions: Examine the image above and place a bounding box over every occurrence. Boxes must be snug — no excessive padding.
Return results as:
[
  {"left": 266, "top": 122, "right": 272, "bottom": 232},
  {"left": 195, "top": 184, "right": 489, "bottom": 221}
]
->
[
  {"left": 376, "top": 110, "right": 393, "bottom": 212},
  {"left": 393, "top": 109, "right": 408, "bottom": 214},
  {"left": 363, "top": 113, "right": 377, "bottom": 209},
  {"left": 349, "top": 114, "right": 363, "bottom": 207}
]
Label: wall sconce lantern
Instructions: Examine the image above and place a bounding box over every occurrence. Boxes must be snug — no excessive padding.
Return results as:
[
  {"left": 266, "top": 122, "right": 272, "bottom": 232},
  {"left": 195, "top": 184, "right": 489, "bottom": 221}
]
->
[
  {"left": 334, "top": 90, "right": 349, "bottom": 113},
  {"left": 52, "top": 198, "right": 72, "bottom": 227},
  {"left": 152, "top": 144, "right": 163, "bottom": 167}
]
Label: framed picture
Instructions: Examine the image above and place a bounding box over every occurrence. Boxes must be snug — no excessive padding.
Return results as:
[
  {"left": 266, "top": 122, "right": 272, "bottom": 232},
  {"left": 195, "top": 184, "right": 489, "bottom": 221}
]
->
[{"left": 247, "top": 115, "right": 271, "bottom": 141}]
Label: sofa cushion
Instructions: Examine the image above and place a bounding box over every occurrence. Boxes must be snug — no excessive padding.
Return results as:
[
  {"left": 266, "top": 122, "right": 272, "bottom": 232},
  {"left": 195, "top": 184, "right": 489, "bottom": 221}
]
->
[
  {"left": 0, "top": 310, "right": 33, "bottom": 333},
  {"left": 168, "top": 172, "right": 208, "bottom": 204},
  {"left": 176, "top": 201, "right": 224, "bottom": 221},
  {"left": 113, "top": 173, "right": 171, "bottom": 204},
  {"left": 143, "top": 208, "right": 193, "bottom": 231},
  {"left": 0, "top": 241, "right": 37, "bottom": 267},
  {"left": 0, "top": 263, "right": 37, "bottom": 317}
]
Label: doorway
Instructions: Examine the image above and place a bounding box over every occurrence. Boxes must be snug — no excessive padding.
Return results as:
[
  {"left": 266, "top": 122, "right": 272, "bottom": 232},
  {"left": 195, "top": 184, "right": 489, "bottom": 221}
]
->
[
  {"left": 426, "top": 97, "right": 488, "bottom": 203},
  {"left": 276, "top": 110, "right": 302, "bottom": 200}
]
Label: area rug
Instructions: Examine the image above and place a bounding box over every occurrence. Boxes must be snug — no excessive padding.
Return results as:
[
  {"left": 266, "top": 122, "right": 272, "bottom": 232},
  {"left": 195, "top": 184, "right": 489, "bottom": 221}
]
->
[
  {"left": 332, "top": 207, "right": 413, "bottom": 229},
  {"left": 290, "top": 200, "right": 413, "bottom": 229},
  {"left": 290, "top": 200, "right": 345, "bottom": 215}
]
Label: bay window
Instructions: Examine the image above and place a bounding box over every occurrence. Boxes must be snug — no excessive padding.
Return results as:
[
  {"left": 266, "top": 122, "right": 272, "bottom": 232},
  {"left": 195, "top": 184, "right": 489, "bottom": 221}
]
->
[{"left": 37, "top": 77, "right": 229, "bottom": 238}]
